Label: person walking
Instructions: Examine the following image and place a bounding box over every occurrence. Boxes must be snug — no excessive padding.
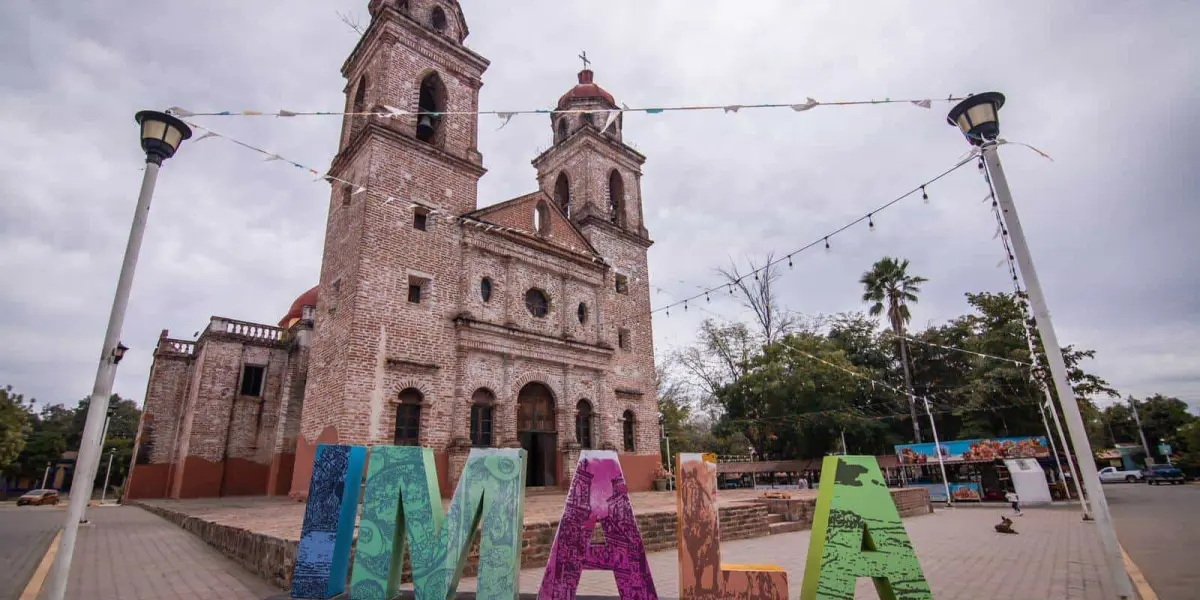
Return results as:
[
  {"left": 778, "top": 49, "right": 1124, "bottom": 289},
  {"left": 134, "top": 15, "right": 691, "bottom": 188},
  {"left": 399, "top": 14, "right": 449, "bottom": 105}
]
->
[{"left": 1006, "top": 490, "right": 1023, "bottom": 516}]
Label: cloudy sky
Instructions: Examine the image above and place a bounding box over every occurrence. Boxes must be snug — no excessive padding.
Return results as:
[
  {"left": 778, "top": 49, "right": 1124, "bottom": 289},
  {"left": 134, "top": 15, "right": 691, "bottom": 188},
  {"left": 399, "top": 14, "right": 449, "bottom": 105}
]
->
[{"left": 2, "top": 0, "right": 1198, "bottom": 416}]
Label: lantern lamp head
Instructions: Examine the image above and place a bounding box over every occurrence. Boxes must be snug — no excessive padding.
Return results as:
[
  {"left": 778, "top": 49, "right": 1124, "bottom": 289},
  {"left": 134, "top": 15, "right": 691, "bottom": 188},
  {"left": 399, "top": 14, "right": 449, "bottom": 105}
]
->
[
  {"left": 135, "top": 110, "right": 193, "bottom": 165},
  {"left": 946, "top": 92, "right": 1005, "bottom": 146}
]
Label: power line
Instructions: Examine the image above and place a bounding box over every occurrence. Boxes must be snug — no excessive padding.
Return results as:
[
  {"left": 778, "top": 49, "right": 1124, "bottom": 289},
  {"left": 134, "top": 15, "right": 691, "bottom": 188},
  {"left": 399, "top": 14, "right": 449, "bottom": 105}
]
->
[{"left": 651, "top": 157, "right": 975, "bottom": 315}]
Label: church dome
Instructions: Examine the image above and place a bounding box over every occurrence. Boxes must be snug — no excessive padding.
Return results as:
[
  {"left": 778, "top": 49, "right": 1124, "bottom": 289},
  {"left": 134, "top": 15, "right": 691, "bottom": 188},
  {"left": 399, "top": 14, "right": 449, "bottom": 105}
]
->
[
  {"left": 557, "top": 69, "right": 616, "bottom": 110},
  {"left": 279, "top": 285, "right": 319, "bottom": 327}
]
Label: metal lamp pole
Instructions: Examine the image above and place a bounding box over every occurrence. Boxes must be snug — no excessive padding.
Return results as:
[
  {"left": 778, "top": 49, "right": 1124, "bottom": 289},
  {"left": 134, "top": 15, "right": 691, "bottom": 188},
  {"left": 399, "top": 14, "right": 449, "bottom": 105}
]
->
[
  {"left": 44, "top": 111, "right": 190, "bottom": 600},
  {"left": 921, "top": 396, "right": 953, "bottom": 507},
  {"left": 948, "top": 93, "right": 1133, "bottom": 599}
]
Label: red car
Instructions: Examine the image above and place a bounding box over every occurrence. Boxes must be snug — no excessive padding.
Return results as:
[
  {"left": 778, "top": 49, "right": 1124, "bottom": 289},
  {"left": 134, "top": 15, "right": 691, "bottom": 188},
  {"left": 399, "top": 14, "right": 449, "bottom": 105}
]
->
[{"left": 16, "top": 489, "right": 59, "bottom": 506}]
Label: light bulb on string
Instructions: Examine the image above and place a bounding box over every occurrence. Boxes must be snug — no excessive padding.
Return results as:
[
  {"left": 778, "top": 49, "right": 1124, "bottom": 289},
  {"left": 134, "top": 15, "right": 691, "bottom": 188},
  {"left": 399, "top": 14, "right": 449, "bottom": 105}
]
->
[
  {"left": 868, "top": 214, "right": 875, "bottom": 231},
  {"left": 978, "top": 157, "right": 985, "bottom": 173},
  {"left": 824, "top": 236, "right": 831, "bottom": 253},
  {"left": 684, "top": 301, "right": 688, "bottom": 312},
  {"left": 754, "top": 270, "right": 759, "bottom": 282},
  {"left": 787, "top": 254, "right": 793, "bottom": 268},
  {"left": 921, "top": 186, "right": 929, "bottom": 204},
  {"left": 705, "top": 292, "right": 710, "bottom": 303},
  {"left": 728, "top": 283, "right": 733, "bottom": 295}
]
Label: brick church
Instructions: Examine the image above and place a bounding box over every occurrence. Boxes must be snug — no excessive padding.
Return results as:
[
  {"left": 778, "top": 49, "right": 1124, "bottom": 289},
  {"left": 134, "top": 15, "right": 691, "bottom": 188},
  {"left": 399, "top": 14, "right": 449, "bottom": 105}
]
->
[{"left": 125, "top": 0, "right": 660, "bottom": 501}]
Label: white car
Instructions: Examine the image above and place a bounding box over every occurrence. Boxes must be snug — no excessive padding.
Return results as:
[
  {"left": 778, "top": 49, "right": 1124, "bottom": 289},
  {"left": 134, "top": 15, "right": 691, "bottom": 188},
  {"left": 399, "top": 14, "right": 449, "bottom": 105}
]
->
[{"left": 1098, "top": 466, "right": 1143, "bottom": 483}]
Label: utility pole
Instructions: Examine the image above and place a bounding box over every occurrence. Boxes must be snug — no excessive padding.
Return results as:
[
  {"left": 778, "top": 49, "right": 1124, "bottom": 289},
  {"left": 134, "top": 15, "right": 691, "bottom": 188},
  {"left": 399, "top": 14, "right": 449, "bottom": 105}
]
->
[
  {"left": 948, "top": 93, "right": 1132, "bottom": 598},
  {"left": 1129, "top": 397, "right": 1153, "bottom": 462},
  {"left": 41, "top": 463, "right": 52, "bottom": 489},
  {"left": 45, "top": 111, "right": 191, "bottom": 600},
  {"left": 100, "top": 451, "right": 115, "bottom": 504}
]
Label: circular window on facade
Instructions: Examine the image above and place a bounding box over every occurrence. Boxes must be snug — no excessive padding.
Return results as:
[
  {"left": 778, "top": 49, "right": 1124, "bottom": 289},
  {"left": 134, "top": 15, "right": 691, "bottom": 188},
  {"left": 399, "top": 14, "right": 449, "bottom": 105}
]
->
[
  {"left": 480, "top": 277, "right": 493, "bottom": 303},
  {"left": 577, "top": 302, "right": 588, "bottom": 324},
  {"left": 525, "top": 288, "right": 549, "bottom": 318}
]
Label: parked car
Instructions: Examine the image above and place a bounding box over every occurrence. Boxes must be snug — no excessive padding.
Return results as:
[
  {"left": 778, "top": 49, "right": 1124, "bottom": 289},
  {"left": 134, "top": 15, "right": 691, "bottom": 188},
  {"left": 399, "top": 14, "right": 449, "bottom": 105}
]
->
[
  {"left": 16, "top": 489, "right": 60, "bottom": 506},
  {"left": 1143, "top": 464, "right": 1186, "bottom": 485},
  {"left": 1098, "top": 466, "right": 1143, "bottom": 483}
]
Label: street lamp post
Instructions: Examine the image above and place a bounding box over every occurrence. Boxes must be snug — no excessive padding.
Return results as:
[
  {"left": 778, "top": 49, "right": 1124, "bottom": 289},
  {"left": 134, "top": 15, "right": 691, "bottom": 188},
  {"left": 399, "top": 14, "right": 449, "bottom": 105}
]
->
[
  {"left": 947, "top": 93, "right": 1133, "bottom": 599},
  {"left": 44, "top": 111, "right": 190, "bottom": 600}
]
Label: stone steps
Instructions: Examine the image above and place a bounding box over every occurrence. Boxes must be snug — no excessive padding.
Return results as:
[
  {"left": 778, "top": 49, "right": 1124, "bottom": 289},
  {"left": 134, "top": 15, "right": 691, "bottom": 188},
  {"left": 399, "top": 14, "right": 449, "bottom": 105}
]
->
[
  {"left": 768, "top": 520, "right": 808, "bottom": 535},
  {"left": 765, "top": 513, "right": 785, "bottom": 525}
]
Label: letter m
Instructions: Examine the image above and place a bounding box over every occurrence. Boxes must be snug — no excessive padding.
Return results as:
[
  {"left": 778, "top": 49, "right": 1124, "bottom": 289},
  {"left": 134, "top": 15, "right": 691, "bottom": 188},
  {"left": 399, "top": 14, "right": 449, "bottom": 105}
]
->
[{"left": 348, "top": 446, "right": 526, "bottom": 600}]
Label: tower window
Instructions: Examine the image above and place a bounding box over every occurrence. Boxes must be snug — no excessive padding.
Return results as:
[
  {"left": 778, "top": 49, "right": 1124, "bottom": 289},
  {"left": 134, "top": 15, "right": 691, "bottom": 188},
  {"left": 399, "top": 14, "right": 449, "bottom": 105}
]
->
[
  {"left": 407, "top": 275, "right": 429, "bottom": 304},
  {"left": 577, "top": 302, "right": 588, "bottom": 324},
  {"left": 397, "top": 0, "right": 409, "bottom": 13},
  {"left": 470, "top": 388, "right": 495, "bottom": 447},
  {"left": 553, "top": 172, "right": 570, "bottom": 216},
  {"left": 534, "top": 201, "right": 550, "bottom": 234},
  {"left": 556, "top": 118, "right": 569, "bottom": 143},
  {"left": 416, "top": 72, "right": 446, "bottom": 144},
  {"left": 525, "top": 288, "right": 549, "bottom": 318},
  {"left": 350, "top": 75, "right": 368, "bottom": 138},
  {"left": 618, "top": 328, "right": 631, "bottom": 350},
  {"left": 395, "top": 388, "right": 423, "bottom": 446},
  {"left": 431, "top": 6, "right": 447, "bottom": 32},
  {"left": 608, "top": 170, "right": 626, "bottom": 227},
  {"left": 615, "top": 274, "right": 629, "bottom": 294},
  {"left": 413, "top": 208, "right": 429, "bottom": 230},
  {"left": 240, "top": 365, "right": 265, "bottom": 397},
  {"left": 581, "top": 112, "right": 594, "bottom": 127},
  {"left": 576, "top": 400, "right": 593, "bottom": 449},
  {"left": 480, "top": 277, "right": 493, "bottom": 303},
  {"left": 622, "top": 410, "right": 636, "bottom": 452}
]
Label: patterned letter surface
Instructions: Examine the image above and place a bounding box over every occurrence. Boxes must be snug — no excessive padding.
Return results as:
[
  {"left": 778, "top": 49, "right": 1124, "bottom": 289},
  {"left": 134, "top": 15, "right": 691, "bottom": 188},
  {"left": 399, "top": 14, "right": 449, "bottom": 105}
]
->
[
  {"left": 291, "top": 444, "right": 367, "bottom": 599},
  {"left": 800, "top": 455, "right": 931, "bottom": 600},
  {"left": 348, "top": 446, "right": 408, "bottom": 600},
  {"left": 677, "top": 453, "right": 787, "bottom": 600},
  {"left": 539, "top": 450, "right": 657, "bottom": 600},
  {"left": 388, "top": 447, "right": 526, "bottom": 600}
]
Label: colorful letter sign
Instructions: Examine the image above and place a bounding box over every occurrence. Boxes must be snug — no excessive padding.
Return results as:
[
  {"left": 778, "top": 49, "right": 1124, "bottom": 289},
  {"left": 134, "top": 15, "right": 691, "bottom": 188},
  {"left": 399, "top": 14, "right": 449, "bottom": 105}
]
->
[
  {"left": 676, "top": 453, "right": 787, "bottom": 600},
  {"left": 800, "top": 455, "right": 931, "bottom": 600},
  {"left": 394, "top": 447, "right": 527, "bottom": 600},
  {"left": 291, "top": 444, "right": 367, "bottom": 600},
  {"left": 539, "top": 450, "right": 657, "bottom": 600}
]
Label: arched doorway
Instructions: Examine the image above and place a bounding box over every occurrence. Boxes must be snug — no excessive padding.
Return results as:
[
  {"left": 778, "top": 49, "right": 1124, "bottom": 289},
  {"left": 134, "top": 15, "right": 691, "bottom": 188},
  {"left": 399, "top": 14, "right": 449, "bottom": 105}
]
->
[{"left": 517, "top": 382, "right": 557, "bottom": 487}]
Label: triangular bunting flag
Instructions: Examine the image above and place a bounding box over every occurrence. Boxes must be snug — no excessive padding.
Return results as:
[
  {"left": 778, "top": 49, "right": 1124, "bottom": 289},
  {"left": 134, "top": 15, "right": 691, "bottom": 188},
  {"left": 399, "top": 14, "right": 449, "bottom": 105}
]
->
[
  {"left": 496, "top": 112, "right": 516, "bottom": 129},
  {"left": 277, "top": 109, "right": 298, "bottom": 117},
  {"left": 791, "top": 98, "right": 819, "bottom": 111},
  {"left": 723, "top": 105, "right": 743, "bottom": 113},
  {"left": 167, "top": 106, "right": 196, "bottom": 118},
  {"left": 600, "top": 109, "right": 620, "bottom": 134},
  {"left": 911, "top": 99, "right": 932, "bottom": 109},
  {"left": 194, "top": 131, "right": 219, "bottom": 142}
]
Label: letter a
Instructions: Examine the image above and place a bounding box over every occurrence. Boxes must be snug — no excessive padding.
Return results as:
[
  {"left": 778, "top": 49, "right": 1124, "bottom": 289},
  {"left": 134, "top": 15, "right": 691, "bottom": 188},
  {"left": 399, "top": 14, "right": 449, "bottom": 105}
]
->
[
  {"left": 539, "top": 450, "right": 657, "bottom": 600},
  {"left": 800, "top": 455, "right": 931, "bottom": 600},
  {"left": 292, "top": 444, "right": 367, "bottom": 599}
]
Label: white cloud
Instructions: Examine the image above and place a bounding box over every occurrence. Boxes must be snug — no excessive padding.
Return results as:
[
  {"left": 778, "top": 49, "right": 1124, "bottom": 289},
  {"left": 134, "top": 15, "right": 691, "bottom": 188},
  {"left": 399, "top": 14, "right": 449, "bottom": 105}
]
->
[{"left": 1, "top": 0, "right": 1198, "bottom": 417}]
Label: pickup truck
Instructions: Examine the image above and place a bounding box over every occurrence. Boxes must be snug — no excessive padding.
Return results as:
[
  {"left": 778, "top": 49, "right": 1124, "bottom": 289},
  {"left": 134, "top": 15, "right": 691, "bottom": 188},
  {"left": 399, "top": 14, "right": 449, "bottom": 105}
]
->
[
  {"left": 1143, "top": 464, "right": 1186, "bottom": 485},
  {"left": 1098, "top": 466, "right": 1143, "bottom": 483}
]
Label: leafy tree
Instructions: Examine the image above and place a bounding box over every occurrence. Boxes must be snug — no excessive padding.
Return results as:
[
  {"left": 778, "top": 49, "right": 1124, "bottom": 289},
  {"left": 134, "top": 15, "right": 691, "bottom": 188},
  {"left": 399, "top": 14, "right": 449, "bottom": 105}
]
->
[
  {"left": 714, "top": 333, "right": 872, "bottom": 459},
  {"left": 1130, "top": 394, "right": 1196, "bottom": 453},
  {"left": 860, "top": 257, "right": 928, "bottom": 442},
  {"left": 0, "top": 386, "right": 35, "bottom": 472}
]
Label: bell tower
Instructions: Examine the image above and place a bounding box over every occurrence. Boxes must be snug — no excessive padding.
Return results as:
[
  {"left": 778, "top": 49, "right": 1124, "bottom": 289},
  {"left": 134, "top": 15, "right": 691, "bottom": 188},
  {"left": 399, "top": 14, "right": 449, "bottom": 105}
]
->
[
  {"left": 532, "top": 68, "right": 658, "bottom": 457},
  {"left": 291, "top": 0, "right": 490, "bottom": 498}
]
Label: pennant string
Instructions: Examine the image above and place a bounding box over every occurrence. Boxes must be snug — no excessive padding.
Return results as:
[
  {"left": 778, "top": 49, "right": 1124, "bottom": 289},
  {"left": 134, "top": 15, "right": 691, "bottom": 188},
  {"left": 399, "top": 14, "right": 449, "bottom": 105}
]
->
[{"left": 167, "top": 95, "right": 962, "bottom": 119}]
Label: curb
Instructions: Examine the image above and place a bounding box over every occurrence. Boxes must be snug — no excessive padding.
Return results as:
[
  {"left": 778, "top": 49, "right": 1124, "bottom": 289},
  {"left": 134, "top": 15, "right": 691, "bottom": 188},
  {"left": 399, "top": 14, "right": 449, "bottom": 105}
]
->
[
  {"left": 20, "top": 529, "right": 61, "bottom": 600},
  {"left": 1120, "top": 544, "right": 1157, "bottom": 600}
]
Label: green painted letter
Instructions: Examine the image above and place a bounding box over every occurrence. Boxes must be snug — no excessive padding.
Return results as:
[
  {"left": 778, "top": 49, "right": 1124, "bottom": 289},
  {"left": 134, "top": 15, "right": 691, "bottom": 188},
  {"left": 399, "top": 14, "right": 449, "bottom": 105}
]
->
[{"left": 800, "top": 455, "right": 931, "bottom": 600}]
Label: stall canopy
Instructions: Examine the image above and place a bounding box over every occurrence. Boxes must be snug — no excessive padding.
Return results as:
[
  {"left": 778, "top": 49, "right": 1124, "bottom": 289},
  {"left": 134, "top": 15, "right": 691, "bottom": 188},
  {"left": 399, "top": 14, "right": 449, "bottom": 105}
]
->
[{"left": 1004, "top": 458, "right": 1051, "bottom": 505}]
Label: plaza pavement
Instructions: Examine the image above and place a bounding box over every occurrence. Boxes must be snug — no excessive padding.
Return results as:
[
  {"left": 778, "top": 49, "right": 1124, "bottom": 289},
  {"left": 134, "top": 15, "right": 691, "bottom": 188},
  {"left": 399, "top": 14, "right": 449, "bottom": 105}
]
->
[{"left": 14, "top": 500, "right": 1130, "bottom": 600}]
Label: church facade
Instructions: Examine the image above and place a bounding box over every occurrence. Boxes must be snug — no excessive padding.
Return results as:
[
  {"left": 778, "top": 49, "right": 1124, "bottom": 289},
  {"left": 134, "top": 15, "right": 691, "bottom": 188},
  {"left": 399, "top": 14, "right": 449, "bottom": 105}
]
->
[{"left": 125, "top": 0, "right": 660, "bottom": 501}]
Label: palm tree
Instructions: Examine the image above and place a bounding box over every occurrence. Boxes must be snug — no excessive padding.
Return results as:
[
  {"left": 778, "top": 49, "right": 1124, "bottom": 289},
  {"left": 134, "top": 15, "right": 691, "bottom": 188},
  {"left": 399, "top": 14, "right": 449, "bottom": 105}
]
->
[{"left": 860, "top": 257, "right": 928, "bottom": 443}]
